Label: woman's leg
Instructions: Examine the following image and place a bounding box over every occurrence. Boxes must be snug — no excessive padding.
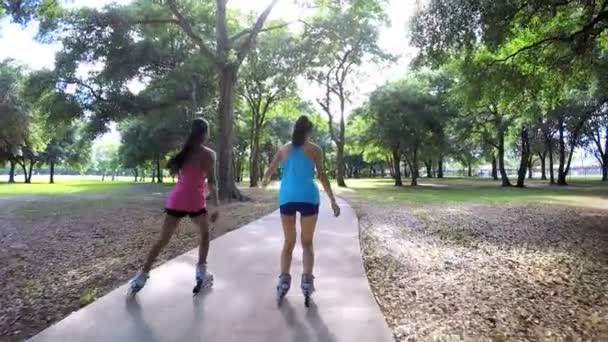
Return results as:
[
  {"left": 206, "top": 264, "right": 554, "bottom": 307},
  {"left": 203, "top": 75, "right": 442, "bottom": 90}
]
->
[
  {"left": 280, "top": 215, "right": 297, "bottom": 274},
  {"left": 300, "top": 214, "right": 318, "bottom": 275},
  {"left": 191, "top": 213, "right": 210, "bottom": 265},
  {"left": 142, "top": 214, "right": 181, "bottom": 273}
]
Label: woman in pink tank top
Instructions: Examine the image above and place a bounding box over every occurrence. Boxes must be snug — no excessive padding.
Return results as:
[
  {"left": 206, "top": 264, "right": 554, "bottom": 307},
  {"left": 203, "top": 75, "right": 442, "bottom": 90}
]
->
[{"left": 128, "top": 118, "right": 220, "bottom": 296}]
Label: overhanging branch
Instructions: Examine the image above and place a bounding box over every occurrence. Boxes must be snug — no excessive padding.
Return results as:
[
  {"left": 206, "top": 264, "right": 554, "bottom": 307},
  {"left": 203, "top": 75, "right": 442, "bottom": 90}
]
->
[
  {"left": 165, "top": 0, "right": 219, "bottom": 67},
  {"left": 237, "top": 0, "right": 280, "bottom": 63},
  {"left": 230, "top": 21, "right": 293, "bottom": 44}
]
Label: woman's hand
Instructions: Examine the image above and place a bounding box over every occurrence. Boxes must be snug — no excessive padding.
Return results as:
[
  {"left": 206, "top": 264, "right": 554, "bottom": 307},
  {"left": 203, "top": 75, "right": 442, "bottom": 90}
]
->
[
  {"left": 210, "top": 210, "right": 220, "bottom": 223},
  {"left": 331, "top": 200, "right": 341, "bottom": 217}
]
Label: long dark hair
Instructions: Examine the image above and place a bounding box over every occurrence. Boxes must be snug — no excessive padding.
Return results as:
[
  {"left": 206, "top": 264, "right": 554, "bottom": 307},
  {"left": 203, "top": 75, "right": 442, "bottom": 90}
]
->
[
  {"left": 167, "top": 118, "right": 209, "bottom": 175},
  {"left": 292, "top": 115, "right": 313, "bottom": 147}
]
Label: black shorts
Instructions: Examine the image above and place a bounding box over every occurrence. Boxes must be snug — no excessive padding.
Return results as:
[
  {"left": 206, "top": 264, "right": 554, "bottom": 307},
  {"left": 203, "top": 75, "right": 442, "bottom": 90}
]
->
[
  {"left": 165, "top": 208, "right": 207, "bottom": 218},
  {"left": 279, "top": 202, "right": 319, "bottom": 217}
]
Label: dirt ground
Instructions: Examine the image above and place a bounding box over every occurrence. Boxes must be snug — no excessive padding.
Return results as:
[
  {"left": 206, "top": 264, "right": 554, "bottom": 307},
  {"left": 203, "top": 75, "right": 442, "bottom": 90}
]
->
[
  {"left": 0, "top": 185, "right": 277, "bottom": 341},
  {"left": 353, "top": 201, "right": 608, "bottom": 342}
]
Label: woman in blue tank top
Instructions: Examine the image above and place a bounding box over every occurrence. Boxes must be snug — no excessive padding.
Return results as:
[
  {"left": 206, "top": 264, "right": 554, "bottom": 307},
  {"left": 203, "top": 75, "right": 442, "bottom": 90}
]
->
[{"left": 263, "top": 115, "right": 340, "bottom": 305}]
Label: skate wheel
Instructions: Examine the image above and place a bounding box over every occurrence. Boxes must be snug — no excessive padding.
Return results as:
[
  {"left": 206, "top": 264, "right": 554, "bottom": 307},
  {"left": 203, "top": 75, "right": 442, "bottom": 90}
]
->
[
  {"left": 193, "top": 276, "right": 214, "bottom": 295},
  {"left": 127, "top": 287, "right": 138, "bottom": 299},
  {"left": 193, "top": 280, "right": 202, "bottom": 294}
]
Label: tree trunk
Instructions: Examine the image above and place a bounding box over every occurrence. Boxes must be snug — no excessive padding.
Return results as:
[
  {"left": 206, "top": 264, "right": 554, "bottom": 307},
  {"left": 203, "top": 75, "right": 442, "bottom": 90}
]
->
[
  {"left": 20, "top": 161, "right": 27, "bottom": 183},
  {"left": 539, "top": 152, "right": 547, "bottom": 180},
  {"left": 602, "top": 127, "right": 608, "bottom": 182},
  {"left": 392, "top": 147, "right": 402, "bottom": 186},
  {"left": 336, "top": 142, "right": 347, "bottom": 187},
  {"left": 516, "top": 127, "right": 530, "bottom": 188},
  {"left": 49, "top": 161, "right": 55, "bottom": 184},
  {"left": 26, "top": 159, "right": 35, "bottom": 183},
  {"left": 411, "top": 145, "right": 419, "bottom": 187},
  {"left": 403, "top": 158, "right": 411, "bottom": 178},
  {"left": 498, "top": 127, "right": 511, "bottom": 187},
  {"left": 527, "top": 155, "right": 533, "bottom": 179},
  {"left": 134, "top": 168, "right": 138, "bottom": 182},
  {"left": 112, "top": 171, "right": 116, "bottom": 181},
  {"left": 102, "top": 171, "right": 106, "bottom": 181},
  {"left": 218, "top": 67, "right": 243, "bottom": 200},
  {"left": 8, "top": 159, "right": 16, "bottom": 183},
  {"left": 557, "top": 117, "right": 567, "bottom": 185},
  {"left": 151, "top": 169, "right": 156, "bottom": 183},
  {"left": 156, "top": 156, "right": 163, "bottom": 183},
  {"left": 491, "top": 154, "right": 498, "bottom": 180},
  {"left": 425, "top": 160, "right": 432, "bottom": 178},
  {"left": 467, "top": 160, "right": 472, "bottom": 177},
  {"left": 548, "top": 142, "right": 555, "bottom": 184},
  {"left": 437, "top": 156, "right": 444, "bottom": 178},
  {"left": 249, "top": 125, "right": 261, "bottom": 187}
]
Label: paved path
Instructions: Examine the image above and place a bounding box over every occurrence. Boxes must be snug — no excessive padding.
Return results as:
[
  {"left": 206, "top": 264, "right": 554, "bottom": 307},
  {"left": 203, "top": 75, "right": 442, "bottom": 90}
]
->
[{"left": 29, "top": 198, "right": 394, "bottom": 342}]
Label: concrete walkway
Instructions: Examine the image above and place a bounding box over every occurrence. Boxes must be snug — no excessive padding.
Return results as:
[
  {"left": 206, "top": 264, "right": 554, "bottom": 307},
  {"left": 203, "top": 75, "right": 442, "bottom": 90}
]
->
[{"left": 29, "top": 198, "right": 394, "bottom": 342}]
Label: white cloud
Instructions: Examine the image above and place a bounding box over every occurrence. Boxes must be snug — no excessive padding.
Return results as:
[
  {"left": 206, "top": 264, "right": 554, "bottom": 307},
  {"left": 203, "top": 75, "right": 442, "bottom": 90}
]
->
[{"left": 0, "top": 18, "right": 61, "bottom": 69}]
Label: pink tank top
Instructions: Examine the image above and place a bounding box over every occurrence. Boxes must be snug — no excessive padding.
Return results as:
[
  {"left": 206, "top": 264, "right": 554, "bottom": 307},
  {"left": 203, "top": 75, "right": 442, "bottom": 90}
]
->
[{"left": 166, "top": 163, "right": 208, "bottom": 212}]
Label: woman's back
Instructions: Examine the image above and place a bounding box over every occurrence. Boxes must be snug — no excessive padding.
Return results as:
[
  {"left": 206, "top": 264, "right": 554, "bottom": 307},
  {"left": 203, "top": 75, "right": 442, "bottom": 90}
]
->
[
  {"left": 166, "top": 149, "right": 209, "bottom": 212},
  {"left": 279, "top": 143, "right": 319, "bottom": 205}
]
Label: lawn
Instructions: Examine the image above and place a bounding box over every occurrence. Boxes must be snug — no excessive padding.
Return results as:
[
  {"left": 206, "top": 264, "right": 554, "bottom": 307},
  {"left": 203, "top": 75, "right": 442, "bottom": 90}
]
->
[
  {"left": 337, "top": 178, "right": 607, "bottom": 209},
  {"left": 0, "top": 175, "right": 175, "bottom": 196},
  {"left": 339, "top": 178, "right": 608, "bottom": 341}
]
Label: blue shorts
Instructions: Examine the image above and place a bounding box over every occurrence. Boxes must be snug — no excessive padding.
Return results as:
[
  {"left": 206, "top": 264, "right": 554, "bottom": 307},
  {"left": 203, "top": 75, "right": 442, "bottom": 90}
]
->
[{"left": 280, "top": 202, "right": 319, "bottom": 217}]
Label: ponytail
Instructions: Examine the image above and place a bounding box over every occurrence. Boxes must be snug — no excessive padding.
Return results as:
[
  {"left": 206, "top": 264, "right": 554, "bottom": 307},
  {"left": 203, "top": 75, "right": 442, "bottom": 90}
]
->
[
  {"left": 292, "top": 115, "right": 313, "bottom": 147},
  {"left": 167, "top": 118, "right": 209, "bottom": 175}
]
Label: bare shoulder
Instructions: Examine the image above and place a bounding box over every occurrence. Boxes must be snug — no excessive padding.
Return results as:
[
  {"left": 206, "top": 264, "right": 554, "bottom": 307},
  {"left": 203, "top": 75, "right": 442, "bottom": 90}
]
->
[
  {"left": 305, "top": 142, "right": 322, "bottom": 156},
  {"left": 278, "top": 143, "right": 291, "bottom": 159},
  {"left": 202, "top": 146, "right": 216, "bottom": 160}
]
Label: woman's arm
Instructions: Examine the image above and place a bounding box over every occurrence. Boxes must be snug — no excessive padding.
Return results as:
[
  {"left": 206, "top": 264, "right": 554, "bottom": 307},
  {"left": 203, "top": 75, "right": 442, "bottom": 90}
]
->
[
  {"left": 206, "top": 150, "right": 220, "bottom": 208},
  {"left": 262, "top": 148, "right": 282, "bottom": 187},
  {"left": 314, "top": 146, "right": 340, "bottom": 217}
]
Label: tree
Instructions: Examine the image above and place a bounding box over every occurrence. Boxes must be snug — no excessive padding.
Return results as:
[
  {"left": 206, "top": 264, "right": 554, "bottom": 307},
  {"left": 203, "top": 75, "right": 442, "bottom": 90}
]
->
[
  {"left": 411, "top": 0, "right": 608, "bottom": 69},
  {"left": 24, "top": 69, "right": 87, "bottom": 183},
  {"left": 448, "top": 51, "right": 530, "bottom": 187},
  {"left": 584, "top": 113, "right": 608, "bottom": 181},
  {"left": 0, "top": 59, "right": 29, "bottom": 183},
  {"left": 305, "top": 0, "right": 389, "bottom": 187},
  {"left": 38, "top": 0, "right": 283, "bottom": 200},
  {"left": 240, "top": 25, "right": 308, "bottom": 187},
  {"left": 161, "top": 0, "right": 281, "bottom": 199},
  {"left": 368, "top": 75, "right": 444, "bottom": 186},
  {"left": 92, "top": 141, "right": 119, "bottom": 181}
]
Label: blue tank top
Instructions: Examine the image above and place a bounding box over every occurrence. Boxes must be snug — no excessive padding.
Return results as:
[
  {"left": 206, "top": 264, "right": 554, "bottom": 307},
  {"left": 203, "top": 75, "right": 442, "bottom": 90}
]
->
[{"left": 279, "top": 146, "right": 320, "bottom": 206}]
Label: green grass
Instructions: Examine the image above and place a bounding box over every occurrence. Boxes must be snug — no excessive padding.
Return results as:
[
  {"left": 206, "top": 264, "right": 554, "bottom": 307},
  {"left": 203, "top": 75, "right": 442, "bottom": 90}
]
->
[
  {"left": 79, "top": 288, "right": 98, "bottom": 307},
  {"left": 0, "top": 181, "right": 129, "bottom": 195},
  {"left": 0, "top": 177, "right": 174, "bottom": 196},
  {"left": 336, "top": 178, "right": 608, "bottom": 208}
]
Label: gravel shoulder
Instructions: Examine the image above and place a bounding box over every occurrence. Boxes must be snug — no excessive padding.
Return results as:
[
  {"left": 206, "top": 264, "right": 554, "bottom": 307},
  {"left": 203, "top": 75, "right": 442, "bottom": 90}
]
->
[
  {"left": 0, "top": 185, "right": 277, "bottom": 341},
  {"left": 351, "top": 200, "right": 608, "bottom": 342}
]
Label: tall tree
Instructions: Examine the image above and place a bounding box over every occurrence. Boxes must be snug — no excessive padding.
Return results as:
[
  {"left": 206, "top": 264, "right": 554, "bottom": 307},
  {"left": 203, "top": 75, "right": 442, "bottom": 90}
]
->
[
  {"left": 39, "top": 0, "right": 282, "bottom": 200},
  {"left": 305, "top": 0, "right": 389, "bottom": 187},
  {"left": 0, "top": 59, "right": 29, "bottom": 183},
  {"left": 240, "top": 24, "right": 308, "bottom": 187},
  {"left": 584, "top": 113, "right": 608, "bottom": 181}
]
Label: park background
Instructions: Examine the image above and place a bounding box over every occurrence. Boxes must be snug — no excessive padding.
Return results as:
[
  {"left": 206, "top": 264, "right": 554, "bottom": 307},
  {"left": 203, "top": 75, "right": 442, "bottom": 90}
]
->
[{"left": 1, "top": 0, "right": 608, "bottom": 341}]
